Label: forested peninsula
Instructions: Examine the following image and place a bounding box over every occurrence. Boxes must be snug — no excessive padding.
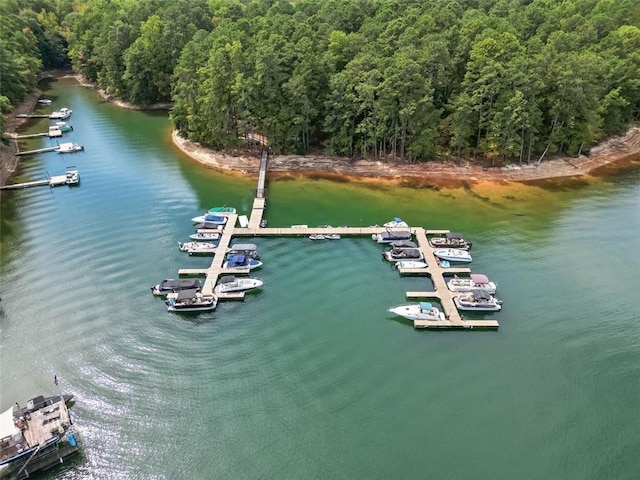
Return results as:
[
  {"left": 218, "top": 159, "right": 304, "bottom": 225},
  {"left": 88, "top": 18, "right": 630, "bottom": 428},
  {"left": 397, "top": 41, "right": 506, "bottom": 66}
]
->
[{"left": 2, "top": 0, "right": 640, "bottom": 174}]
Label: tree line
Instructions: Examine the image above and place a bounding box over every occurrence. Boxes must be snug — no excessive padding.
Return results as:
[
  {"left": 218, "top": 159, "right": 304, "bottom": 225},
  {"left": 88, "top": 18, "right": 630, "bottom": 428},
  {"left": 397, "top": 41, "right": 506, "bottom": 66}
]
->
[{"left": 2, "top": 0, "right": 639, "bottom": 164}]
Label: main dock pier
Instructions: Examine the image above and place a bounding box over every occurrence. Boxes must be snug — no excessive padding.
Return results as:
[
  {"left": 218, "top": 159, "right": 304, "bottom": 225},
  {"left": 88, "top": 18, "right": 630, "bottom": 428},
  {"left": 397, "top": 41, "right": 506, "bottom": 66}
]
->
[{"left": 179, "top": 150, "right": 499, "bottom": 329}]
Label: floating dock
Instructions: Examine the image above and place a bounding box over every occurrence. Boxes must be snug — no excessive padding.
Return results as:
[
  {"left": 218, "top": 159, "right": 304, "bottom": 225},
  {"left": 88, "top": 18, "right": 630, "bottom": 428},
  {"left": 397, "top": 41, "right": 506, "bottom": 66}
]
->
[{"left": 177, "top": 149, "right": 499, "bottom": 328}]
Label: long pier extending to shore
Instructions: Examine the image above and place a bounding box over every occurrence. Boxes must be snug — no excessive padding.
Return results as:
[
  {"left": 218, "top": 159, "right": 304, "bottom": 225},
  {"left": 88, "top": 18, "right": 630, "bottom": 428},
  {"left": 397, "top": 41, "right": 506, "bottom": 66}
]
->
[
  {"left": 0, "top": 174, "right": 71, "bottom": 190},
  {"left": 177, "top": 149, "right": 499, "bottom": 329}
]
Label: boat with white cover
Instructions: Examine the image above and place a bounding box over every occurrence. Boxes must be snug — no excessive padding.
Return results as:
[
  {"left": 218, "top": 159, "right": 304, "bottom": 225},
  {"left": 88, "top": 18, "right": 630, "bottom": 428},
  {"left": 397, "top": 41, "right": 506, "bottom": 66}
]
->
[
  {"left": 189, "top": 232, "right": 220, "bottom": 241},
  {"left": 383, "top": 248, "right": 423, "bottom": 262},
  {"left": 447, "top": 274, "right": 497, "bottom": 293},
  {"left": 372, "top": 230, "right": 412, "bottom": 243},
  {"left": 429, "top": 232, "right": 472, "bottom": 250},
  {"left": 56, "top": 142, "right": 84, "bottom": 153},
  {"left": 383, "top": 217, "right": 409, "bottom": 228},
  {"left": 433, "top": 248, "right": 472, "bottom": 263},
  {"left": 191, "top": 213, "right": 227, "bottom": 225},
  {"left": 178, "top": 241, "right": 217, "bottom": 253},
  {"left": 453, "top": 290, "right": 502, "bottom": 311},
  {"left": 214, "top": 275, "right": 263, "bottom": 294},
  {"left": 151, "top": 278, "right": 202, "bottom": 296},
  {"left": 223, "top": 254, "right": 263, "bottom": 271},
  {"left": 165, "top": 289, "right": 217, "bottom": 312},
  {"left": 396, "top": 260, "right": 428, "bottom": 269},
  {"left": 388, "top": 302, "right": 446, "bottom": 321}
]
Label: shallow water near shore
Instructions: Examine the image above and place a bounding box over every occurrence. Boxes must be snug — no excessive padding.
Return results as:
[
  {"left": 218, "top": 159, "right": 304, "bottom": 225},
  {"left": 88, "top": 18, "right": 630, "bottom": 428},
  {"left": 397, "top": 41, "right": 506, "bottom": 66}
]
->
[{"left": 1, "top": 78, "right": 639, "bottom": 480}]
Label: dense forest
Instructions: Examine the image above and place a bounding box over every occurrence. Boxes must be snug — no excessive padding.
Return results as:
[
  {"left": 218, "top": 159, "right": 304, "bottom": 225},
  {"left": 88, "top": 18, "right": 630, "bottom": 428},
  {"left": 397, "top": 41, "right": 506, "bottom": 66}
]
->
[{"left": 2, "top": 0, "right": 640, "bottom": 164}]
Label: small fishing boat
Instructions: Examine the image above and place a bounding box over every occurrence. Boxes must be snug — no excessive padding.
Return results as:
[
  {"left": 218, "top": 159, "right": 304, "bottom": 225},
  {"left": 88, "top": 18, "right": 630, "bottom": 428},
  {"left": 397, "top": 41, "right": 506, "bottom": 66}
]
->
[
  {"left": 65, "top": 165, "right": 80, "bottom": 185},
  {"left": 396, "top": 260, "right": 428, "bottom": 269},
  {"left": 388, "top": 302, "right": 446, "bottom": 321},
  {"left": 383, "top": 217, "right": 409, "bottom": 228},
  {"left": 189, "top": 232, "right": 220, "bottom": 241},
  {"left": 178, "top": 241, "right": 217, "bottom": 253},
  {"left": 429, "top": 232, "right": 472, "bottom": 250},
  {"left": 259, "top": 219, "right": 267, "bottom": 228},
  {"left": 49, "top": 107, "right": 72, "bottom": 119},
  {"left": 55, "top": 121, "right": 74, "bottom": 132},
  {"left": 214, "top": 275, "right": 263, "bottom": 294},
  {"left": 447, "top": 274, "right": 497, "bottom": 294},
  {"left": 151, "top": 278, "right": 202, "bottom": 296},
  {"left": 372, "top": 230, "right": 412, "bottom": 243},
  {"left": 453, "top": 290, "right": 502, "bottom": 312},
  {"left": 383, "top": 248, "right": 423, "bottom": 262},
  {"left": 191, "top": 213, "right": 227, "bottom": 225},
  {"left": 223, "top": 254, "right": 263, "bottom": 271},
  {"left": 38, "top": 98, "right": 53, "bottom": 104},
  {"left": 324, "top": 234, "right": 341, "bottom": 240},
  {"left": 165, "top": 289, "right": 217, "bottom": 312},
  {"left": 433, "top": 248, "right": 472, "bottom": 263},
  {"left": 309, "top": 234, "right": 325, "bottom": 240},
  {"left": 207, "top": 206, "right": 236, "bottom": 215},
  {"left": 56, "top": 142, "right": 84, "bottom": 153}
]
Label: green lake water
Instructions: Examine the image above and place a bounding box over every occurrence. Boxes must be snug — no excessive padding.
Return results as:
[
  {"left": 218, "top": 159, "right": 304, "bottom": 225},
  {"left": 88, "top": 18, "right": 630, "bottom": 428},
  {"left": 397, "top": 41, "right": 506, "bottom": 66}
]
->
[{"left": 1, "top": 77, "right": 639, "bottom": 479}]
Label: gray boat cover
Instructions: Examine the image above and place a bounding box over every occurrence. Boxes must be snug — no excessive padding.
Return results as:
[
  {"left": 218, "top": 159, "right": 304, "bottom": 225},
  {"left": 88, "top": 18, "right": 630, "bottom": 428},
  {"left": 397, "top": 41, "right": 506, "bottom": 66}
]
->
[
  {"left": 160, "top": 279, "right": 201, "bottom": 290},
  {"left": 176, "top": 288, "right": 199, "bottom": 300}
]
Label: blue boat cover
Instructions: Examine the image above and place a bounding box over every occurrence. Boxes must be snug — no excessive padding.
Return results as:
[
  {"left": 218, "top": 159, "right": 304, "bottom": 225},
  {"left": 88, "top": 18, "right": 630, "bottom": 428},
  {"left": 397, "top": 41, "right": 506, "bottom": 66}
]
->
[
  {"left": 227, "top": 254, "right": 246, "bottom": 266},
  {"left": 204, "top": 214, "right": 224, "bottom": 222},
  {"left": 419, "top": 302, "right": 433, "bottom": 310},
  {"left": 394, "top": 217, "right": 402, "bottom": 222}
]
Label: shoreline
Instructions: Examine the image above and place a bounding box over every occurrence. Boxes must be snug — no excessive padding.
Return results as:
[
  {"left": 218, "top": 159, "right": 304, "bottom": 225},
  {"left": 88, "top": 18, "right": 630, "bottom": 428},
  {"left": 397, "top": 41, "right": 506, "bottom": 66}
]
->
[{"left": 3, "top": 73, "right": 639, "bottom": 189}]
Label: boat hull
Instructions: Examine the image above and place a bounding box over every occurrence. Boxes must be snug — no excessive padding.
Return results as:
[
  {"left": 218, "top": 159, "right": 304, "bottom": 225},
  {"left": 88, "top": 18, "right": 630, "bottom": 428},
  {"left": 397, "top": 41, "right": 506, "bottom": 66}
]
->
[
  {"left": 214, "top": 279, "right": 263, "bottom": 294},
  {"left": 433, "top": 249, "right": 472, "bottom": 263},
  {"left": 396, "top": 261, "right": 428, "bottom": 269},
  {"left": 388, "top": 304, "right": 446, "bottom": 321},
  {"left": 447, "top": 279, "right": 497, "bottom": 293},
  {"left": 453, "top": 296, "right": 502, "bottom": 312}
]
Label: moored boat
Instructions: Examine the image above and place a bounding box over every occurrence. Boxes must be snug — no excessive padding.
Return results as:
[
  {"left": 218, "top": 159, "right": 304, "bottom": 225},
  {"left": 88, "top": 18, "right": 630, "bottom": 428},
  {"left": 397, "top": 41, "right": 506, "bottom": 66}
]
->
[
  {"left": 214, "top": 275, "right": 263, "bottom": 294},
  {"left": 388, "top": 302, "right": 446, "bottom": 321},
  {"left": 396, "top": 260, "right": 428, "bottom": 269},
  {"left": 433, "top": 248, "right": 472, "bottom": 263},
  {"left": 151, "top": 278, "right": 202, "bottom": 296},
  {"left": 429, "top": 232, "right": 472, "bottom": 250},
  {"left": 390, "top": 240, "right": 417, "bottom": 248},
  {"left": 65, "top": 166, "right": 80, "bottom": 185},
  {"left": 222, "top": 254, "right": 263, "bottom": 271},
  {"left": 0, "top": 394, "right": 80, "bottom": 480},
  {"left": 165, "top": 289, "right": 217, "bottom": 312},
  {"left": 383, "top": 248, "right": 423, "bottom": 262},
  {"left": 453, "top": 290, "right": 502, "bottom": 311},
  {"left": 324, "top": 234, "right": 341, "bottom": 240},
  {"left": 55, "top": 142, "right": 84, "bottom": 153},
  {"left": 55, "top": 121, "right": 74, "bottom": 132},
  {"left": 372, "top": 230, "right": 412, "bottom": 243},
  {"left": 383, "top": 217, "right": 409, "bottom": 228},
  {"left": 447, "top": 274, "right": 497, "bottom": 293},
  {"left": 189, "top": 232, "right": 220, "bottom": 241},
  {"left": 207, "top": 206, "right": 236, "bottom": 215},
  {"left": 178, "top": 241, "right": 217, "bottom": 253},
  {"left": 228, "top": 243, "right": 260, "bottom": 259},
  {"left": 49, "top": 107, "right": 72, "bottom": 119},
  {"left": 38, "top": 98, "right": 52, "bottom": 104},
  {"left": 191, "top": 213, "right": 227, "bottom": 225}
]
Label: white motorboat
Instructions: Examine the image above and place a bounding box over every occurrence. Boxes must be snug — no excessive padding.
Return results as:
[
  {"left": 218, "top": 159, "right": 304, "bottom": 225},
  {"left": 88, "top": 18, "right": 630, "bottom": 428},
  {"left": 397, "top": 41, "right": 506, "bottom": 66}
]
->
[
  {"left": 214, "top": 275, "right": 263, "bottom": 294},
  {"left": 49, "top": 107, "right": 72, "bottom": 119},
  {"left": 65, "top": 165, "right": 80, "bottom": 185},
  {"left": 38, "top": 98, "right": 52, "bottom": 104},
  {"left": 372, "top": 230, "right": 412, "bottom": 243},
  {"left": 388, "top": 302, "right": 446, "bottom": 321},
  {"left": 189, "top": 232, "right": 220, "bottom": 241},
  {"left": 433, "top": 248, "right": 472, "bottom": 263},
  {"left": 453, "top": 290, "right": 502, "bottom": 312},
  {"left": 447, "top": 274, "right": 497, "bottom": 294},
  {"left": 383, "top": 248, "right": 423, "bottom": 262},
  {"left": 396, "top": 260, "right": 428, "bottom": 269},
  {"left": 223, "top": 254, "right": 263, "bottom": 271},
  {"left": 178, "top": 241, "right": 217, "bottom": 253},
  {"left": 165, "top": 289, "right": 217, "bottom": 312},
  {"left": 151, "top": 278, "right": 202, "bottom": 296},
  {"left": 191, "top": 213, "right": 227, "bottom": 225},
  {"left": 429, "top": 232, "right": 472, "bottom": 250},
  {"left": 383, "top": 217, "right": 409, "bottom": 228},
  {"left": 309, "top": 234, "right": 325, "bottom": 240},
  {"left": 56, "top": 142, "right": 84, "bottom": 153}
]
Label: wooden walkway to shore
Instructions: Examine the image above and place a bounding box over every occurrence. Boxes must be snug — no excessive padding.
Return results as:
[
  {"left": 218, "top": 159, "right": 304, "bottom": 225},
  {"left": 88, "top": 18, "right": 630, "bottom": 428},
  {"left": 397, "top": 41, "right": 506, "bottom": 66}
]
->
[
  {"left": 177, "top": 149, "right": 499, "bottom": 328},
  {"left": 0, "top": 174, "right": 70, "bottom": 190}
]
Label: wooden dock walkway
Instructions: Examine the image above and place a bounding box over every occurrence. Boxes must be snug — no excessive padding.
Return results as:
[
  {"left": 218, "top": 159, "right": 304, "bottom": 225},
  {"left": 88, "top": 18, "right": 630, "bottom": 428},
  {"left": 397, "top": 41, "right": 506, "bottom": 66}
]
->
[
  {"left": 0, "top": 174, "right": 69, "bottom": 190},
  {"left": 17, "top": 114, "right": 50, "bottom": 118},
  {"left": 15, "top": 146, "right": 58, "bottom": 156}
]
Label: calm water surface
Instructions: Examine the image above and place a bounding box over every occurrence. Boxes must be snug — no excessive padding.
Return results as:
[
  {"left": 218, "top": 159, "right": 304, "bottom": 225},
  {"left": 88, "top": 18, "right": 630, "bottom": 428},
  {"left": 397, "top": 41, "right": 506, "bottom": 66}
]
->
[{"left": 1, "top": 78, "right": 639, "bottom": 479}]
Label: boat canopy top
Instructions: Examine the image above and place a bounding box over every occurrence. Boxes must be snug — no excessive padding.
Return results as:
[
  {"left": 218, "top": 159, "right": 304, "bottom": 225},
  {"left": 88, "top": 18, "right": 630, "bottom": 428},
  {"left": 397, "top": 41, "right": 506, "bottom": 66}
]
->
[
  {"left": 160, "top": 279, "right": 201, "bottom": 290},
  {"left": 471, "top": 289, "right": 491, "bottom": 300},
  {"left": 446, "top": 232, "right": 463, "bottom": 240},
  {"left": 218, "top": 276, "right": 237, "bottom": 284},
  {"left": 227, "top": 254, "right": 247, "bottom": 266},
  {"left": 390, "top": 240, "right": 417, "bottom": 248},
  {"left": 380, "top": 230, "right": 411, "bottom": 239},
  {"left": 393, "top": 217, "right": 403, "bottom": 222},
  {"left": 470, "top": 274, "right": 490, "bottom": 284},
  {"left": 230, "top": 243, "right": 257, "bottom": 252},
  {"left": 176, "top": 288, "right": 199, "bottom": 300},
  {"left": 203, "top": 214, "right": 225, "bottom": 222},
  {"left": 419, "top": 302, "right": 433, "bottom": 311}
]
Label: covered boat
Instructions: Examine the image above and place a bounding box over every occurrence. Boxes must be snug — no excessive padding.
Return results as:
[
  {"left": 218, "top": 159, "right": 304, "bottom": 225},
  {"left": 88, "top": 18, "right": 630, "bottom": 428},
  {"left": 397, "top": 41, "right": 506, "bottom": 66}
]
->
[
  {"left": 223, "top": 254, "right": 263, "bottom": 271},
  {"left": 55, "top": 121, "right": 74, "bottom": 132},
  {"left": 383, "top": 248, "right": 423, "bottom": 262},
  {"left": 433, "top": 248, "right": 472, "bottom": 263},
  {"left": 189, "top": 232, "right": 220, "bottom": 241},
  {"left": 390, "top": 240, "right": 418, "bottom": 249},
  {"left": 383, "top": 217, "right": 409, "bottom": 228},
  {"left": 0, "top": 394, "right": 80, "bottom": 480},
  {"left": 453, "top": 289, "right": 502, "bottom": 311},
  {"left": 447, "top": 274, "right": 497, "bottom": 293},
  {"left": 396, "top": 260, "right": 428, "bottom": 269},
  {"left": 372, "top": 230, "right": 412, "bottom": 243},
  {"left": 165, "top": 289, "right": 217, "bottom": 312},
  {"left": 207, "top": 206, "right": 236, "bottom": 215},
  {"left": 191, "top": 213, "right": 227, "bottom": 225},
  {"left": 228, "top": 243, "right": 260, "bottom": 259},
  {"left": 214, "top": 275, "right": 263, "bottom": 294},
  {"left": 429, "top": 232, "right": 472, "bottom": 250},
  {"left": 388, "top": 302, "right": 446, "bottom": 321},
  {"left": 151, "top": 278, "right": 202, "bottom": 296}
]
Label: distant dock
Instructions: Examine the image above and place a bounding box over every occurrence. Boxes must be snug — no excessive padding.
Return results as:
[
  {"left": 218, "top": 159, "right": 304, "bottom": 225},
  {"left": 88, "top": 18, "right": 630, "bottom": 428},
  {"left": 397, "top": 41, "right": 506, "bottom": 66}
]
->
[
  {"left": 15, "top": 146, "right": 59, "bottom": 156},
  {"left": 0, "top": 173, "right": 73, "bottom": 190},
  {"left": 176, "top": 149, "right": 499, "bottom": 329}
]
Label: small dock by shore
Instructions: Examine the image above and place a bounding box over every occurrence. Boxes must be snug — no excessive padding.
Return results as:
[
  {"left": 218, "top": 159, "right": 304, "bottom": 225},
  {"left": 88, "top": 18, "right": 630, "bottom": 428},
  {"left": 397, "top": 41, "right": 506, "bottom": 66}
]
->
[
  {"left": 15, "top": 146, "right": 59, "bottom": 156},
  {"left": 0, "top": 173, "right": 75, "bottom": 190}
]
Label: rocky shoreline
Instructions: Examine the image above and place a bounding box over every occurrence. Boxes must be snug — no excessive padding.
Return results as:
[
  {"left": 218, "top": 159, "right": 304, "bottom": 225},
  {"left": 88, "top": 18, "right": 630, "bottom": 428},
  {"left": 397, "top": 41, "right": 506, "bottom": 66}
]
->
[{"left": 3, "top": 73, "right": 639, "bottom": 189}]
